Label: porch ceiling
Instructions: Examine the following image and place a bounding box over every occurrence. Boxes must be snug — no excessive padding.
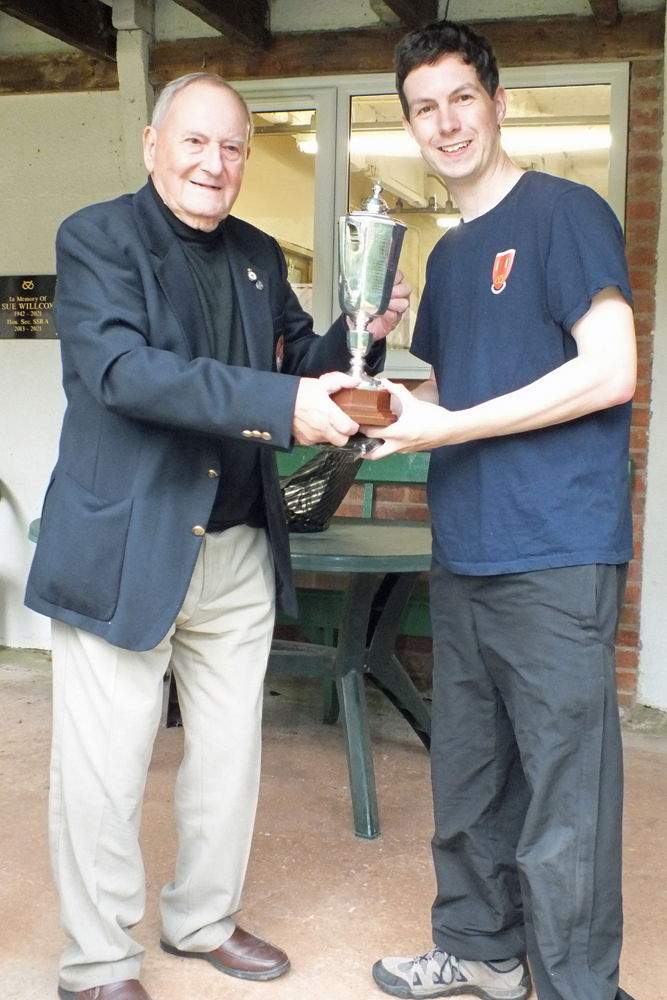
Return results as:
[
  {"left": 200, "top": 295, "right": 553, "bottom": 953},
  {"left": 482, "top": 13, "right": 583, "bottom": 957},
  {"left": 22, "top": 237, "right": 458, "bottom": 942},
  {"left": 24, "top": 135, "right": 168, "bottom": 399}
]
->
[
  {"left": 1, "top": 0, "right": 662, "bottom": 61},
  {"left": 0, "top": 0, "right": 664, "bottom": 95}
]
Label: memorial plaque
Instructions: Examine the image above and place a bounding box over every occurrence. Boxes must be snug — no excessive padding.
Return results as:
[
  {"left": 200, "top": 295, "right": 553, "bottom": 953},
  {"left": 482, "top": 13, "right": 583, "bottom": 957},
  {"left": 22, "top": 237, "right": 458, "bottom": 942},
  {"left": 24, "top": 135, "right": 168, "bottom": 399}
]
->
[{"left": 0, "top": 275, "right": 58, "bottom": 339}]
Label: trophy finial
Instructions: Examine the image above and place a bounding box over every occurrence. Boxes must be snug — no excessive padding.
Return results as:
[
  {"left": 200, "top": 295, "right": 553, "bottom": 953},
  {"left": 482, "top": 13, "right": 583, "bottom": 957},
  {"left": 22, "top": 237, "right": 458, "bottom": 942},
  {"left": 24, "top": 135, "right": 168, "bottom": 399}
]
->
[{"left": 361, "top": 182, "right": 389, "bottom": 215}]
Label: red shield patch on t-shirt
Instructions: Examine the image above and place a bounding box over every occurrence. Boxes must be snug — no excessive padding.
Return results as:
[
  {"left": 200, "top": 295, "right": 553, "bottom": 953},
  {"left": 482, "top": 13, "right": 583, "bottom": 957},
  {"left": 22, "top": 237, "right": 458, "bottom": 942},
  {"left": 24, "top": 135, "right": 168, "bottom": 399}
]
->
[{"left": 492, "top": 248, "right": 516, "bottom": 294}]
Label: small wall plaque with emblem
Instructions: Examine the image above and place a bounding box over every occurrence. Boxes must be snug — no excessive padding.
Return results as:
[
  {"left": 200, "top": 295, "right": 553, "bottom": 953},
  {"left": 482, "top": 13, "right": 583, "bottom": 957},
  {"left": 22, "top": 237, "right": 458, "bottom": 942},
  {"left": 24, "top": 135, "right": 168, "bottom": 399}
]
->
[{"left": 0, "top": 275, "right": 58, "bottom": 339}]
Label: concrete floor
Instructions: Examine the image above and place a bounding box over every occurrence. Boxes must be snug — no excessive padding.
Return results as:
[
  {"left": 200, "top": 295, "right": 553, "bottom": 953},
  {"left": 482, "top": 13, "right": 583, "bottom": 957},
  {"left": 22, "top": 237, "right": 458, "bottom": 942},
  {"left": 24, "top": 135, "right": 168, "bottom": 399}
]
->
[{"left": 0, "top": 648, "right": 665, "bottom": 1000}]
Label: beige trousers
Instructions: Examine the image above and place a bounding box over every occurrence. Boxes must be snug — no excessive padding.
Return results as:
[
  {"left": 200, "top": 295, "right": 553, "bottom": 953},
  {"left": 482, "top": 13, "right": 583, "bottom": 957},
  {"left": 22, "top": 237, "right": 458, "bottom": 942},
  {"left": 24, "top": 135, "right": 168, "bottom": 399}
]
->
[{"left": 49, "top": 526, "right": 276, "bottom": 992}]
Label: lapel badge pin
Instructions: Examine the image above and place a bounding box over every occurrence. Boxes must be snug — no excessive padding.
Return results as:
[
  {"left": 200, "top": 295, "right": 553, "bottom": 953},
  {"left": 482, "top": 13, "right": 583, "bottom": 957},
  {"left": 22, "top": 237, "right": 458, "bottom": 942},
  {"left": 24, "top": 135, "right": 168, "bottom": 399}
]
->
[{"left": 247, "top": 268, "right": 263, "bottom": 290}]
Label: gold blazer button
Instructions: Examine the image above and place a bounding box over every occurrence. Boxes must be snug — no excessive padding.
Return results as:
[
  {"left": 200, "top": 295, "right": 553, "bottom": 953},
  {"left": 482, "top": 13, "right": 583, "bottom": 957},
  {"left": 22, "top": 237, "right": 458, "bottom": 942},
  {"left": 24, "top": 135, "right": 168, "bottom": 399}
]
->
[{"left": 192, "top": 525, "right": 206, "bottom": 536}]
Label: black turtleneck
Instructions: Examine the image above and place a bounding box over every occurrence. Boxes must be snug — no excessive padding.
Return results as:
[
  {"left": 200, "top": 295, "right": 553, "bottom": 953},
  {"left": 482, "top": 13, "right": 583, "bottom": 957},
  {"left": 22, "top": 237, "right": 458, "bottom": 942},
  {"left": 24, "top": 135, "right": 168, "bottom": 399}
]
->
[{"left": 148, "top": 178, "right": 265, "bottom": 533}]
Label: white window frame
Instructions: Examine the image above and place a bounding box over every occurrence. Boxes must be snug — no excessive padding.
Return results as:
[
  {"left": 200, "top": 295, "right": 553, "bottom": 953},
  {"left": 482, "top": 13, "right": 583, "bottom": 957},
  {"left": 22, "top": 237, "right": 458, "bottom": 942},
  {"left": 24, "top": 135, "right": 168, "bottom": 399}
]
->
[{"left": 236, "top": 62, "right": 629, "bottom": 379}]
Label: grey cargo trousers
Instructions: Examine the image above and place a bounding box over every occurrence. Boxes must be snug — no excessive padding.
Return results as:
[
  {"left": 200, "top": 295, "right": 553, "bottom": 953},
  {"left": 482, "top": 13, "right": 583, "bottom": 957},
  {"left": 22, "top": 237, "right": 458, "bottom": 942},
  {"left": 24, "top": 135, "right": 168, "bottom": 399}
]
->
[{"left": 428, "top": 560, "right": 630, "bottom": 1000}]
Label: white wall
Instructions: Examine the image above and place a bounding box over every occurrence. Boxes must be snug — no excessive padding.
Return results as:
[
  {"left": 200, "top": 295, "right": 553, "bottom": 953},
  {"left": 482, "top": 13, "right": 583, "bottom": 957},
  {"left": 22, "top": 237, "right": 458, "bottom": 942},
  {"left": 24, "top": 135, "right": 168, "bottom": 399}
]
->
[
  {"left": 0, "top": 12, "right": 77, "bottom": 54},
  {"left": 269, "top": 0, "right": 387, "bottom": 31},
  {"left": 266, "top": 0, "right": 664, "bottom": 32},
  {"left": 0, "top": 91, "right": 127, "bottom": 649},
  {"left": 153, "top": 0, "right": 220, "bottom": 40},
  {"left": 0, "top": 344, "right": 65, "bottom": 647},
  {"left": 0, "top": 2, "right": 219, "bottom": 50}
]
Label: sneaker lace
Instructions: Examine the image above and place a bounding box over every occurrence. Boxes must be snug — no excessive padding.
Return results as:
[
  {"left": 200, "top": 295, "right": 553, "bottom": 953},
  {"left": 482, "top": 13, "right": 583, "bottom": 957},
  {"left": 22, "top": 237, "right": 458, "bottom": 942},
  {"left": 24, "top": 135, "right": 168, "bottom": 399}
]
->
[{"left": 411, "top": 949, "right": 461, "bottom": 986}]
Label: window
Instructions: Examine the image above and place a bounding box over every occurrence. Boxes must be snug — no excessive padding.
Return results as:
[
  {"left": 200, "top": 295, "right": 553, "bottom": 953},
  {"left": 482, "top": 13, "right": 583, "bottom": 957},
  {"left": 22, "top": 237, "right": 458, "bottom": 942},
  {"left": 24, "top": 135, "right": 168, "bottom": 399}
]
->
[
  {"left": 233, "top": 106, "right": 317, "bottom": 314},
  {"left": 236, "top": 63, "right": 628, "bottom": 377}
]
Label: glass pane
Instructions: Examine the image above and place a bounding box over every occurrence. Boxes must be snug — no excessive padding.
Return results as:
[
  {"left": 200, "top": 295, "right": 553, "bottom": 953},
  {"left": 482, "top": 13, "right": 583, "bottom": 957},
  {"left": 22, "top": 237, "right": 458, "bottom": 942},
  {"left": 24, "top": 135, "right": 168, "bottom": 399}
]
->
[
  {"left": 348, "top": 85, "right": 611, "bottom": 352},
  {"left": 349, "top": 94, "right": 428, "bottom": 352},
  {"left": 233, "top": 109, "right": 316, "bottom": 313},
  {"left": 503, "top": 85, "right": 611, "bottom": 199}
]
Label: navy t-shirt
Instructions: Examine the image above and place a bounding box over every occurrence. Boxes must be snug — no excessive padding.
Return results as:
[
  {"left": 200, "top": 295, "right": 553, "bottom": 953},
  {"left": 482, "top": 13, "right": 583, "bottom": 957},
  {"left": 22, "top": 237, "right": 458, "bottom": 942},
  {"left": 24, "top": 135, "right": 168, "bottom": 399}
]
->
[{"left": 411, "top": 171, "right": 634, "bottom": 575}]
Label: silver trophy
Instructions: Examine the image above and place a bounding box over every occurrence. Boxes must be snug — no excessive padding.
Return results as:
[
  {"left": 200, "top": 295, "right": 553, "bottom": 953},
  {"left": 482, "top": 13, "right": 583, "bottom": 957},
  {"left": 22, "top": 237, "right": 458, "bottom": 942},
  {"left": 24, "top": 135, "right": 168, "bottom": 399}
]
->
[
  {"left": 338, "top": 182, "right": 407, "bottom": 385},
  {"left": 330, "top": 183, "right": 406, "bottom": 441}
]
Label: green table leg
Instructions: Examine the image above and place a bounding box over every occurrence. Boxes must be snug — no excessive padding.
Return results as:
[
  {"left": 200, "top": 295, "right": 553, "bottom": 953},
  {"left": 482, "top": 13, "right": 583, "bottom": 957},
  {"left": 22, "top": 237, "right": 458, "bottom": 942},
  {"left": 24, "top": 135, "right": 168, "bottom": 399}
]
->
[
  {"left": 334, "top": 573, "right": 381, "bottom": 839},
  {"left": 365, "top": 572, "right": 431, "bottom": 748},
  {"left": 322, "top": 678, "right": 340, "bottom": 724},
  {"left": 301, "top": 624, "right": 340, "bottom": 724}
]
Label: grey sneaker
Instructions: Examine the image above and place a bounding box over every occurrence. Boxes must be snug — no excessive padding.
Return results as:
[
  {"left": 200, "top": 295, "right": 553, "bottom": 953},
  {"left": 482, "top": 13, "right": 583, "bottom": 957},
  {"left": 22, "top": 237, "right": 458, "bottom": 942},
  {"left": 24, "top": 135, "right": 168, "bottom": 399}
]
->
[{"left": 372, "top": 948, "right": 531, "bottom": 1000}]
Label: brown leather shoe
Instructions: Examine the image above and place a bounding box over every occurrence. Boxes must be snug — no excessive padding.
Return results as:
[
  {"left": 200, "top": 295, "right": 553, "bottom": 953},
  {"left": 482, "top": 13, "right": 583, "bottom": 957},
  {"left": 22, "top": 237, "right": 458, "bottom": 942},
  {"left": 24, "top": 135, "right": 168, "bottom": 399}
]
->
[
  {"left": 160, "top": 926, "right": 290, "bottom": 981},
  {"left": 58, "top": 982, "right": 152, "bottom": 1000}
]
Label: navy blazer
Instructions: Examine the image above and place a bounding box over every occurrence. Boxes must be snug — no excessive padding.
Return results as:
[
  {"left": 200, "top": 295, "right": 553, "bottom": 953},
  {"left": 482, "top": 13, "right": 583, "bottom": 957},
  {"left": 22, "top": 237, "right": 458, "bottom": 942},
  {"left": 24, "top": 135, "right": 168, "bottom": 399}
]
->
[{"left": 25, "top": 183, "right": 384, "bottom": 651}]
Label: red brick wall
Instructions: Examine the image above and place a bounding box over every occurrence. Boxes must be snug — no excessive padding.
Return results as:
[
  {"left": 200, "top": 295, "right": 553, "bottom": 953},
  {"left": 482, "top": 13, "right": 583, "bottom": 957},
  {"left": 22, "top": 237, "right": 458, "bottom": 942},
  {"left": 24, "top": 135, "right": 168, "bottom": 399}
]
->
[
  {"left": 617, "top": 58, "right": 662, "bottom": 707},
  {"left": 336, "top": 481, "right": 430, "bottom": 522}
]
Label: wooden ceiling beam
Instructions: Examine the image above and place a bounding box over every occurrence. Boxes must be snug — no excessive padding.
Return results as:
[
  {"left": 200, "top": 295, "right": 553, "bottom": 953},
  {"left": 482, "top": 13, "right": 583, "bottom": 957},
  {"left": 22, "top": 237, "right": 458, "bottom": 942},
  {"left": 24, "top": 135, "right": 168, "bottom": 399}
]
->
[
  {"left": 0, "top": 10, "right": 662, "bottom": 96},
  {"left": 170, "top": 0, "right": 270, "bottom": 50},
  {"left": 0, "top": 51, "right": 118, "bottom": 95},
  {"left": 0, "top": 0, "right": 116, "bottom": 61},
  {"left": 149, "top": 11, "right": 664, "bottom": 85},
  {"left": 589, "top": 0, "right": 620, "bottom": 27},
  {"left": 381, "top": 0, "right": 438, "bottom": 28}
]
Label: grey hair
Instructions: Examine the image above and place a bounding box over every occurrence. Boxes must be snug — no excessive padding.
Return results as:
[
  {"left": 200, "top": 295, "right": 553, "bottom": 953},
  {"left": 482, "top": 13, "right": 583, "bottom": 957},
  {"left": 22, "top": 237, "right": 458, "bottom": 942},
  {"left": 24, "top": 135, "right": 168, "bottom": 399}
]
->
[{"left": 151, "top": 73, "right": 254, "bottom": 144}]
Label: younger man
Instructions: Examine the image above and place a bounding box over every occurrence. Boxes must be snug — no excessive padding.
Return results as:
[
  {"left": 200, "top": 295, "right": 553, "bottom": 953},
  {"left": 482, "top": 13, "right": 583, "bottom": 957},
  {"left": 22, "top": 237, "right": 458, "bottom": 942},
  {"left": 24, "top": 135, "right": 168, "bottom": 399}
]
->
[{"left": 369, "top": 20, "right": 636, "bottom": 1000}]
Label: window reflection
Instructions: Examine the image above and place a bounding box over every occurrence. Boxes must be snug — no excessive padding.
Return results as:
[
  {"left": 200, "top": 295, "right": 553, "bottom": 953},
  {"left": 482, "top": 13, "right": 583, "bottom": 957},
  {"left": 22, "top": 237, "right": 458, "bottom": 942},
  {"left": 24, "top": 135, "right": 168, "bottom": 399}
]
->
[
  {"left": 232, "top": 109, "right": 316, "bottom": 312},
  {"left": 348, "top": 85, "right": 612, "bottom": 351}
]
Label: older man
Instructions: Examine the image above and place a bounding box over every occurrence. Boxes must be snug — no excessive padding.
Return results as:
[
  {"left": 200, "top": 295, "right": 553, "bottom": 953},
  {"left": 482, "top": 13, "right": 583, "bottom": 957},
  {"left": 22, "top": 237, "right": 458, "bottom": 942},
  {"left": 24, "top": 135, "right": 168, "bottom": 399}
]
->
[{"left": 25, "top": 73, "right": 408, "bottom": 1000}]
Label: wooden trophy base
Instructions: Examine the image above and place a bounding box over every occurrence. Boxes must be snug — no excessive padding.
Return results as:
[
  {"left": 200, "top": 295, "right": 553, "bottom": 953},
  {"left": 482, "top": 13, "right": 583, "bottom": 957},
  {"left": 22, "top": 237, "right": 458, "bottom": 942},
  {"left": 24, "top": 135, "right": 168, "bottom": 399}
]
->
[{"left": 331, "top": 386, "right": 397, "bottom": 427}]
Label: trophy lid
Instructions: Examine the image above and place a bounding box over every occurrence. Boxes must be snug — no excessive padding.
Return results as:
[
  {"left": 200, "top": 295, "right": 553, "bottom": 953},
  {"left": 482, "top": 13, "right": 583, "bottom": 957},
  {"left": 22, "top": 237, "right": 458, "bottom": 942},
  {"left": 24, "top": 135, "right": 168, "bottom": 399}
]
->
[{"left": 361, "top": 182, "right": 389, "bottom": 215}]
